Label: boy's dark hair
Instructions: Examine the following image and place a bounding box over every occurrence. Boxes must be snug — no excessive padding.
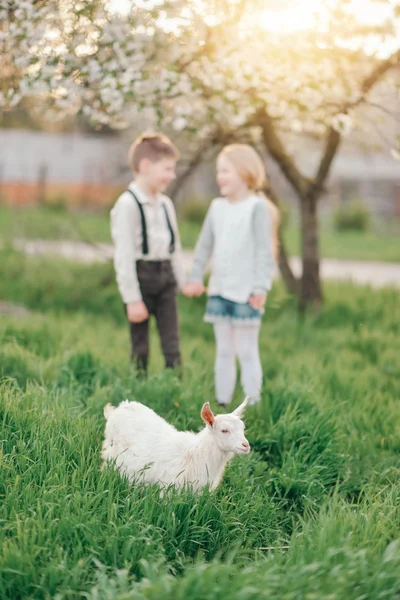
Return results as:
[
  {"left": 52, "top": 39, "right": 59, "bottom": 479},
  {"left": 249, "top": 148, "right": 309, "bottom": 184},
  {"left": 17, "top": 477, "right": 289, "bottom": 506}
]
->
[{"left": 128, "top": 133, "right": 180, "bottom": 173}]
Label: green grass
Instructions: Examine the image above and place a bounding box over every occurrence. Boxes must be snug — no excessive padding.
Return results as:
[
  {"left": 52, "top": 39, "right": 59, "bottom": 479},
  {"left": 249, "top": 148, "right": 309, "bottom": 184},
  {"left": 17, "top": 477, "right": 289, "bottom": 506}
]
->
[
  {"left": 1, "top": 247, "right": 400, "bottom": 598},
  {"left": 1, "top": 204, "right": 400, "bottom": 261},
  {"left": 283, "top": 222, "right": 400, "bottom": 263},
  {"left": 0, "top": 205, "right": 112, "bottom": 245}
]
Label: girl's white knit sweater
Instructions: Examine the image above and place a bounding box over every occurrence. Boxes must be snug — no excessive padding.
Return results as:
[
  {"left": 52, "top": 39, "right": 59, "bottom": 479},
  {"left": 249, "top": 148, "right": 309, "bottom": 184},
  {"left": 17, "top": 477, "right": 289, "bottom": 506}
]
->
[{"left": 189, "top": 194, "right": 275, "bottom": 303}]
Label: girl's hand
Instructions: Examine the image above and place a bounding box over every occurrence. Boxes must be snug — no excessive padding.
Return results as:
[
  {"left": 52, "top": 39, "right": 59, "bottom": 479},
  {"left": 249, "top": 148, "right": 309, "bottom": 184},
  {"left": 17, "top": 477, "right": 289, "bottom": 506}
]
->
[
  {"left": 182, "top": 282, "right": 206, "bottom": 297},
  {"left": 249, "top": 294, "right": 266, "bottom": 310}
]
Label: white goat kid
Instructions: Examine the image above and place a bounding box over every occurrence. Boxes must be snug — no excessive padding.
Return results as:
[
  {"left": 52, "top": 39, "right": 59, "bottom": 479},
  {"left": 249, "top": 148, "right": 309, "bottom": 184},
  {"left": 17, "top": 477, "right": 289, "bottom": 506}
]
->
[{"left": 101, "top": 397, "right": 250, "bottom": 491}]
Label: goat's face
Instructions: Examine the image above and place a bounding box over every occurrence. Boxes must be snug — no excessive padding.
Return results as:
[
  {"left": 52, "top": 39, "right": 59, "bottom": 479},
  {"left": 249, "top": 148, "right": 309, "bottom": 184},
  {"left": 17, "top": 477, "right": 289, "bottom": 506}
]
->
[{"left": 201, "top": 397, "right": 250, "bottom": 455}]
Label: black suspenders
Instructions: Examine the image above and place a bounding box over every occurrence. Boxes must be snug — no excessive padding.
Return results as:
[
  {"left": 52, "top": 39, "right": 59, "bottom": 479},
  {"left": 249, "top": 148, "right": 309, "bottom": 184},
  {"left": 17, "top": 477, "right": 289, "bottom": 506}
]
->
[
  {"left": 125, "top": 189, "right": 175, "bottom": 256},
  {"left": 162, "top": 204, "right": 176, "bottom": 254}
]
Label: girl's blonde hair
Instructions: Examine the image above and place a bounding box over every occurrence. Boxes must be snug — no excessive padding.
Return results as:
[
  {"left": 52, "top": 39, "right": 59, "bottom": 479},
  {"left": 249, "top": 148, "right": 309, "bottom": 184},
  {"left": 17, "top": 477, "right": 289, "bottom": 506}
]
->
[{"left": 218, "top": 144, "right": 280, "bottom": 262}]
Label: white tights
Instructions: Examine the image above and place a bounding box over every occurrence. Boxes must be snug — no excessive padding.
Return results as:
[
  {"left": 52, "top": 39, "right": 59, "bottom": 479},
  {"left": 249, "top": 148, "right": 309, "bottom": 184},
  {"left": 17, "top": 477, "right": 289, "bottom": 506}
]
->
[{"left": 213, "top": 321, "right": 262, "bottom": 405}]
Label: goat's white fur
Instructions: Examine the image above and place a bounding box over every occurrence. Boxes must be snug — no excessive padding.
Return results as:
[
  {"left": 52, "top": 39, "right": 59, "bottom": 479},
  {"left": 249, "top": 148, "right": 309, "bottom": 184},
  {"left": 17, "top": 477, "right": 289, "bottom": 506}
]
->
[{"left": 101, "top": 397, "right": 250, "bottom": 491}]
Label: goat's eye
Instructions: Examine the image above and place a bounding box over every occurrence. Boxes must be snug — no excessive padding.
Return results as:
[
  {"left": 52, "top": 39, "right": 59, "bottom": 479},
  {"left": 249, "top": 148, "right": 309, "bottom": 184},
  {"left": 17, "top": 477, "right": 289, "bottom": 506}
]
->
[{"left": 221, "top": 429, "right": 230, "bottom": 434}]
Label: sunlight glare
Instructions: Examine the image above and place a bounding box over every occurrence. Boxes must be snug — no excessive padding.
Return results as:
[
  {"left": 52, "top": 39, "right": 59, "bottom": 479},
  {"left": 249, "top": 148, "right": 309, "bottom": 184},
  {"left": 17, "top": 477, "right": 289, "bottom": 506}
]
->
[
  {"left": 108, "top": 0, "right": 131, "bottom": 15},
  {"left": 259, "top": 0, "right": 321, "bottom": 34},
  {"left": 107, "top": 0, "right": 165, "bottom": 14},
  {"left": 258, "top": 0, "right": 395, "bottom": 34},
  {"left": 348, "top": 0, "right": 393, "bottom": 25},
  {"left": 107, "top": 0, "right": 398, "bottom": 56}
]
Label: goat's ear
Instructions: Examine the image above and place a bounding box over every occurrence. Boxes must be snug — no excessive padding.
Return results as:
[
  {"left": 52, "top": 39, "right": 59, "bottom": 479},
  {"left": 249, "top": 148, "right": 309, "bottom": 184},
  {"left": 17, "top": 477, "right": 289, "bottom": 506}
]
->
[
  {"left": 201, "top": 402, "right": 215, "bottom": 428},
  {"left": 231, "top": 396, "right": 250, "bottom": 418}
]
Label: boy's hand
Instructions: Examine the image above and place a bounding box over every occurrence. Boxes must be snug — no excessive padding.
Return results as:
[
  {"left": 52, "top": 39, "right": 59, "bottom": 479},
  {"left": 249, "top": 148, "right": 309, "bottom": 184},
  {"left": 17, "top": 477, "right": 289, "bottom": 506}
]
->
[
  {"left": 249, "top": 294, "right": 267, "bottom": 310},
  {"left": 182, "top": 282, "right": 206, "bottom": 297},
  {"left": 127, "top": 301, "right": 149, "bottom": 323}
]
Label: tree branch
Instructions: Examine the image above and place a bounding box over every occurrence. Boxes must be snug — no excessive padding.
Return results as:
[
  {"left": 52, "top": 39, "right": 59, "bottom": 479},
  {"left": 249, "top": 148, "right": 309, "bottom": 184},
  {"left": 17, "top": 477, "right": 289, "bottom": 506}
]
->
[
  {"left": 366, "top": 118, "right": 399, "bottom": 149},
  {"left": 309, "top": 48, "right": 400, "bottom": 202},
  {"left": 309, "top": 128, "right": 341, "bottom": 203},
  {"left": 177, "top": 0, "right": 248, "bottom": 71},
  {"left": 364, "top": 100, "right": 400, "bottom": 123},
  {"left": 255, "top": 107, "right": 309, "bottom": 201},
  {"left": 361, "top": 49, "right": 400, "bottom": 96},
  {"left": 168, "top": 141, "right": 214, "bottom": 201},
  {"left": 169, "top": 127, "right": 237, "bottom": 201}
]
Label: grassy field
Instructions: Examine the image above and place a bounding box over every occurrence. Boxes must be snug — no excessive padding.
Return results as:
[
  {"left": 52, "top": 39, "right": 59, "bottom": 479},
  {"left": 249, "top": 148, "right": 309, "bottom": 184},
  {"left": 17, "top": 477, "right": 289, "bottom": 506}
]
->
[
  {"left": 0, "top": 247, "right": 400, "bottom": 599},
  {"left": 1, "top": 204, "right": 400, "bottom": 262}
]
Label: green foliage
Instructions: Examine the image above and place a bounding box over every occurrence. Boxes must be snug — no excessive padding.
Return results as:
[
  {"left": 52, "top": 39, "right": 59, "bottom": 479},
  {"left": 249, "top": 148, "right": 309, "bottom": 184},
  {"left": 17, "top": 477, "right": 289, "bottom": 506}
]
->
[
  {"left": 333, "top": 200, "right": 371, "bottom": 232},
  {"left": 40, "top": 194, "right": 69, "bottom": 213}
]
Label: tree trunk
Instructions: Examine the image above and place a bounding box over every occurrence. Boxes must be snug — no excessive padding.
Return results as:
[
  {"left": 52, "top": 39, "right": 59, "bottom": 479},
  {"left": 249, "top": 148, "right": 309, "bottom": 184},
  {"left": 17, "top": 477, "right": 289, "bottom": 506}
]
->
[
  {"left": 278, "top": 227, "right": 300, "bottom": 297},
  {"left": 300, "top": 197, "right": 323, "bottom": 310},
  {"left": 265, "top": 183, "right": 300, "bottom": 296}
]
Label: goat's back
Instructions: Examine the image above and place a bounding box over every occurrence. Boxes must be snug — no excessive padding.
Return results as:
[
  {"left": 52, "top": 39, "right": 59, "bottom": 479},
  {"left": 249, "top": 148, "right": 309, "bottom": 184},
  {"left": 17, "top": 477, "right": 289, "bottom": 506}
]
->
[
  {"left": 104, "top": 400, "right": 176, "bottom": 436},
  {"left": 102, "top": 401, "right": 180, "bottom": 475}
]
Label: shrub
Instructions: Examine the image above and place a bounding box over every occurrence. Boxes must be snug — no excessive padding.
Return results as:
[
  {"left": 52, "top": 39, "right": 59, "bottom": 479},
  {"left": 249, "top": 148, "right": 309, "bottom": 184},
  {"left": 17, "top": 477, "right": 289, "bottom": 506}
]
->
[
  {"left": 41, "top": 195, "right": 68, "bottom": 213},
  {"left": 333, "top": 200, "right": 370, "bottom": 232}
]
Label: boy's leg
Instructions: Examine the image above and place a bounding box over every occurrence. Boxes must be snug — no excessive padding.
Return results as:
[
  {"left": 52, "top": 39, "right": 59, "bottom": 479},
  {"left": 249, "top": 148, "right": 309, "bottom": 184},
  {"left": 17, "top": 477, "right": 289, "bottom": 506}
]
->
[
  {"left": 154, "top": 268, "right": 181, "bottom": 369},
  {"left": 213, "top": 321, "right": 237, "bottom": 405},
  {"left": 234, "top": 324, "right": 262, "bottom": 404},
  {"left": 128, "top": 318, "right": 150, "bottom": 374},
  {"left": 126, "top": 263, "right": 156, "bottom": 374}
]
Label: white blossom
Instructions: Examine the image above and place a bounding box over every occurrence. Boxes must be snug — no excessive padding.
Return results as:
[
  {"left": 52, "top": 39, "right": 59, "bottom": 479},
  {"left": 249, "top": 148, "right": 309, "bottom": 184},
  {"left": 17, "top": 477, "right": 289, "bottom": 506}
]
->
[
  {"left": 172, "top": 116, "right": 188, "bottom": 131},
  {"left": 331, "top": 113, "right": 354, "bottom": 136},
  {"left": 1, "top": 0, "right": 398, "bottom": 139}
]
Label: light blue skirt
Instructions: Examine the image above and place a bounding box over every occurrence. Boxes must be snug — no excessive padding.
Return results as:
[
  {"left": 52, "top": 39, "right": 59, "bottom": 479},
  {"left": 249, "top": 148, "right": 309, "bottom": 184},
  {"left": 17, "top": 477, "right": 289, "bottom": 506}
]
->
[{"left": 204, "top": 295, "right": 262, "bottom": 326}]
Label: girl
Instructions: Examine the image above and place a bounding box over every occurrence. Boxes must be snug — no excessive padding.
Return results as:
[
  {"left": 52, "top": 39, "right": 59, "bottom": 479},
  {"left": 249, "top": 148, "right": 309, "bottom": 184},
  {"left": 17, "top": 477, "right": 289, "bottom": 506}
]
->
[{"left": 183, "top": 144, "right": 278, "bottom": 406}]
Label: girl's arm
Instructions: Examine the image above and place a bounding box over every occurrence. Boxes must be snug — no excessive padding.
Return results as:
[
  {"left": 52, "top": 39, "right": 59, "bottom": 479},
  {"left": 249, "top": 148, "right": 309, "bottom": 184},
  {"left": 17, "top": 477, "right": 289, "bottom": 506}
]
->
[
  {"left": 188, "top": 203, "right": 215, "bottom": 283},
  {"left": 252, "top": 200, "right": 275, "bottom": 296}
]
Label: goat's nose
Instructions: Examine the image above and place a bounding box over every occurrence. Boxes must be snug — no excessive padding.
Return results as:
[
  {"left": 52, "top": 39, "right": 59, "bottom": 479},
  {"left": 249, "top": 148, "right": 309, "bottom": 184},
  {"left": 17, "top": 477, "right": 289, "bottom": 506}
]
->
[{"left": 242, "top": 441, "right": 250, "bottom": 450}]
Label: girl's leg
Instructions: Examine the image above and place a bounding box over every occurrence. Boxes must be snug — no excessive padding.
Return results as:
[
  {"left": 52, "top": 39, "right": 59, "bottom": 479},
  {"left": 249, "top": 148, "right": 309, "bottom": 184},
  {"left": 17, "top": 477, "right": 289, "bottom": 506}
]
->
[
  {"left": 213, "top": 321, "right": 237, "bottom": 405},
  {"left": 234, "top": 323, "right": 262, "bottom": 404}
]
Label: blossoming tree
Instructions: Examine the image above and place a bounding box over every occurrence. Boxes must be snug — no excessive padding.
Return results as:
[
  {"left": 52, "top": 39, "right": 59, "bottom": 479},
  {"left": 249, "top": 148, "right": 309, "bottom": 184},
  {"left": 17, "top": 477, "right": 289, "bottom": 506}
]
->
[{"left": 2, "top": 0, "right": 399, "bottom": 307}]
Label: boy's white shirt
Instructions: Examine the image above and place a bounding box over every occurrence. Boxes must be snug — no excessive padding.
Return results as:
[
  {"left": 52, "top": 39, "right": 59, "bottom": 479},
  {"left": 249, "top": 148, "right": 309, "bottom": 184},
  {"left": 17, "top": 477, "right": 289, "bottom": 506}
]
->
[{"left": 110, "top": 181, "right": 186, "bottom": 304}]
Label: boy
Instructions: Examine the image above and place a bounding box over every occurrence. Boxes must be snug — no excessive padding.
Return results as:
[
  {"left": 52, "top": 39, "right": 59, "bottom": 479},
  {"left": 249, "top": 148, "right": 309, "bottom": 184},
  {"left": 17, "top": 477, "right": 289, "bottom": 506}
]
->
[{"left": 110, "top": 133, "right": 187, "bottom": 374}]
